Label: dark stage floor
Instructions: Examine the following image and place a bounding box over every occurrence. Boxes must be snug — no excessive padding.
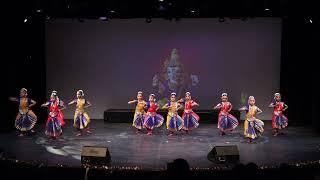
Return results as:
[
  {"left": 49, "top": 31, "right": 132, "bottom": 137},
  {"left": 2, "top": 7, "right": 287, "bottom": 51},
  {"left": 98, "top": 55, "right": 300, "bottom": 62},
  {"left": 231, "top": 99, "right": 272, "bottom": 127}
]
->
[{"left": 1, "top": 120, "right": 320, "bottom": 170}]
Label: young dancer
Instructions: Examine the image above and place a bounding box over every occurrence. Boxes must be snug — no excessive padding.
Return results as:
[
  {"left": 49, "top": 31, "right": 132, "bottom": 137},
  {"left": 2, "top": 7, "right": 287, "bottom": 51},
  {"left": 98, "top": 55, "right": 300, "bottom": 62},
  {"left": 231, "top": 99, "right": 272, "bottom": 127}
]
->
[
  {"left": 68, "top": 90, "right": 92, "bottom": 136},
  {"left": 128, "top": 91, "right": 147, "bottom": 133},
  {"left": 9, "top": 88, "right": 37, "bottom": 136},
  {"left": 239, "top": 96, "right": 264, "bottom": 143},
  {"left": 213, "top": 93, "right": 238, "bottom": 135},
  {"left": 268, "top": 93, "right": 288, "bottom": 136},
  {"left": 178, "top": 92, "right": 200, "bottom": 133},
  {"left": 162, "top": 92, "right": 184, "bottom": 136},
  {"left": 41, "top": 90, "right": 65, "bottom": 139},
  {"left": 143, "top": 94, "right": 164, "bottom": 135}
]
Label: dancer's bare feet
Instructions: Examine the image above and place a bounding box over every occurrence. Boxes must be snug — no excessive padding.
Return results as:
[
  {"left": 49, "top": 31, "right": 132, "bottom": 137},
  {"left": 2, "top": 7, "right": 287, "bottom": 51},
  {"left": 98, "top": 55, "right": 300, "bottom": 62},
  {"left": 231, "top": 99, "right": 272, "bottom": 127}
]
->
[{"left": 86, "top": 130, "right": 92, "bottom": 134}]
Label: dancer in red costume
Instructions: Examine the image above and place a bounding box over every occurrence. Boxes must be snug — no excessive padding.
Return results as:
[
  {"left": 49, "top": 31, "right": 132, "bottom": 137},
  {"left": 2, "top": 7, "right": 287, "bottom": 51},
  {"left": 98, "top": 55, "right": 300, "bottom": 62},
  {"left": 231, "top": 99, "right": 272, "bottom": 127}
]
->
[
  {"left": 143, "top": 94, "right": 164, "bottom": 135},
  {"left": 41, "top": 90, "right": 65, "bottom": 139},
  {"left": 213, "top": 93, "right": 238, "bottom": 135},
  {"left": 178, "top": 92, "right": 200, "bottom": 134},
  {"left": 268, "top": 93, "right": 288, "bottom": 136}
]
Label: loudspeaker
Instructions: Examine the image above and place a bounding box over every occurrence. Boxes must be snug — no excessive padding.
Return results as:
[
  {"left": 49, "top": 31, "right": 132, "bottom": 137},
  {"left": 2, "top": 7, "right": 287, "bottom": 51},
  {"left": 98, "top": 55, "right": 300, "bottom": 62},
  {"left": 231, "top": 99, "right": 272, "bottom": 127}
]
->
[
  {"left": 81, "top": 146, "right": 111, "bottom": 166},
  {"left": 207, "top": 145, "right": 239, "bottom": 163}
]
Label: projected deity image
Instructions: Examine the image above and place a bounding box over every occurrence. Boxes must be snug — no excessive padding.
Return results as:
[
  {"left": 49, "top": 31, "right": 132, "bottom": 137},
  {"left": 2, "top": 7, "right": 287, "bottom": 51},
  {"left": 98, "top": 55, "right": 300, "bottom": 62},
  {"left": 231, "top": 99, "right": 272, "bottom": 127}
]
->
[{"left": 152, "top": 48, "right": 199, "bottom": 107}]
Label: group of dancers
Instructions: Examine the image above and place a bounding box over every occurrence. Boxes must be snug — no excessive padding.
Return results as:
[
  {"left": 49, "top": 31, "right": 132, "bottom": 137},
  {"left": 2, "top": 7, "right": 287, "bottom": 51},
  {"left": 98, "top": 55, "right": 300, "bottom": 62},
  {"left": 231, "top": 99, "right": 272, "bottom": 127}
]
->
[
  {"left": 9, "top": 88, "right": 92, "bottom": 139},
  {"left": 128, "top": 91, "right": 288, "bottom": 143},
  {"left": 128, "top": 91, "right": 200, "bottom": 136},
  {"left": 9, "top": 88, "right": 288, "bottom": 143}
]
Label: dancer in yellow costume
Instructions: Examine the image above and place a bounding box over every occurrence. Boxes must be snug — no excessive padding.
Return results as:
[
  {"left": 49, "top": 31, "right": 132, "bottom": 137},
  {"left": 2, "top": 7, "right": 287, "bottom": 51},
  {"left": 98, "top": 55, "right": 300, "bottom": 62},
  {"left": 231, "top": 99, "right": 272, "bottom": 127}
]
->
[
  {"left": 162, "top": 92, "right": 184, "bottom": 136},
  {"left": 68, "top": 90, "right": 92, "bottom": 136},
  {"left": 128, "top": 91, "right": 147, "bottom": 133},
  {"left": 239, "top": 96, "right": 264, "bottom": 143}
]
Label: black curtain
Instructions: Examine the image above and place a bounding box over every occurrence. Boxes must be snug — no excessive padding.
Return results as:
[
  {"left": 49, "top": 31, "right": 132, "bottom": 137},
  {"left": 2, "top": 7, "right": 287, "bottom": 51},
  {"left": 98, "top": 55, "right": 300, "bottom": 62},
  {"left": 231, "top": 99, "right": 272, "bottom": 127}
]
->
[
  {"left": 280, "top": 17, "right": 319, "bottom": 131},
  {"left": 2, "top": 9, "right": 46, "bottom": 133}
]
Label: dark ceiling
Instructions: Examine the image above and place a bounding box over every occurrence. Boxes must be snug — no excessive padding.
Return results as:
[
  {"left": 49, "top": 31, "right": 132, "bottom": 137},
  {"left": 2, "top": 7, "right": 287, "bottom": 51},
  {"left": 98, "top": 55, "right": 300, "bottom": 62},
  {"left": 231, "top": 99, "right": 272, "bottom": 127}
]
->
[{"left": 18, "top": 0, "right": 319, "bottom": 20}]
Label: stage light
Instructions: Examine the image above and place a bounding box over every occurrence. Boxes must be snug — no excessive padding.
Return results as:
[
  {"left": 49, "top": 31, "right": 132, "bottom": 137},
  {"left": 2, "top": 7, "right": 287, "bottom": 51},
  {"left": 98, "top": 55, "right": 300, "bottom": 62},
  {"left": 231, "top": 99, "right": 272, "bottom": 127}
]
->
[
  {"left": 263, "top": 0, "right": 270, "bottom": 12},
  {"left": 146, "top": 17, "right": 152, "bottom": 23},
  {"left": 218, "top": 17, "right": 225, "bottom": 22},
  {"left": 309, "top": 19, "right": 313, "bottom": 23},
  {"left": 45, "top": 16, "right": 53, "bottom": 23},
  {"left": 24, "top": 18, "right": 28, "bottom": 23},
  {"left": 99, "top": 16, "right": 108, "bottom": 21},
  {"left": 36, "top": 9, "right": 42, "bottom": 13},
  {"left": 158, "top": 5, "right": 166, "bottom": 11},
  {"left": 190, "top": 10, "right": 195, "bottom": 13},
  {"left": 159, "top": 0, "right": 164, "bottom": 2},
  {"left": 110, "top": 10, "right": 115, "bottom": 13}
]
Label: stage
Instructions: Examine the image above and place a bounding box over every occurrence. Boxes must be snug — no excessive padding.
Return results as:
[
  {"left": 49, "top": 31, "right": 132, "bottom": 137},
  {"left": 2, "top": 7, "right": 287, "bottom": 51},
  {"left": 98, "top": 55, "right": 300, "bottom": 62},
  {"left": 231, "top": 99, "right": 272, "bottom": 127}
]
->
[{"left": 1, "top": 120, "right": 320, "bottom": 170}]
